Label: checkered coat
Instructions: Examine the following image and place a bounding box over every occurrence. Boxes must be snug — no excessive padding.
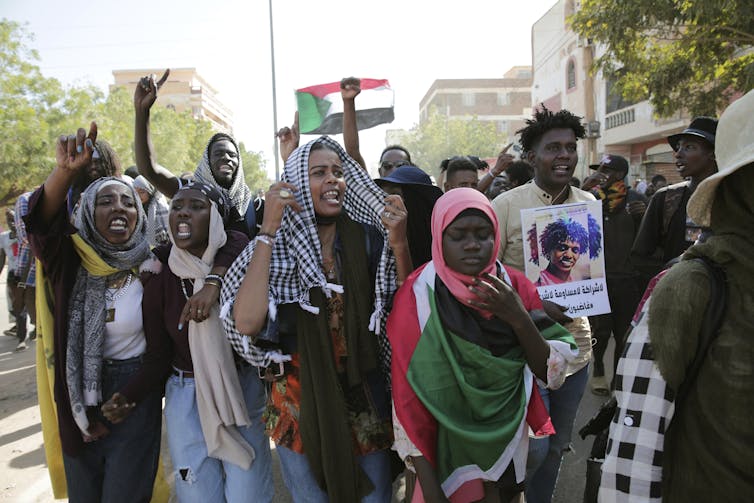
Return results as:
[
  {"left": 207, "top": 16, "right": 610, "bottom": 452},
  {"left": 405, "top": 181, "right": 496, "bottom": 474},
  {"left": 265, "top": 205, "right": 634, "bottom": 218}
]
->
[{"left": 599, "top": 271, "right": 673, "bottom": 502}]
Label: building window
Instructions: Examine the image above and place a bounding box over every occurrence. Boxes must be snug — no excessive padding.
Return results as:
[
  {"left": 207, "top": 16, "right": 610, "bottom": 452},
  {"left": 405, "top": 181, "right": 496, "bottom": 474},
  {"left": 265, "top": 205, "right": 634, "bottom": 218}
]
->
[
  {"left": 566, "top": 59, "right": 576, "bottom": 90},
  {"left": 606, "top": 71, "right": 641, "bottom": 114},
  {"left": 462, "top": 92, "right": 475, "bottom": 107},
  {"left": 497, "top": 92, "right": 509, "bottom": 106},
  {"left": 497, "top": 121, "right": 508, "bottom": 133}
]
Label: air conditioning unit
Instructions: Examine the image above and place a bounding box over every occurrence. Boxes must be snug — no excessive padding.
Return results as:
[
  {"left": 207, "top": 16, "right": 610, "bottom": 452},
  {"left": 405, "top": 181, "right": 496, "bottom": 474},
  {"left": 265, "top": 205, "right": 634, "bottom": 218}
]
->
[{"left": 585, "top": 120, "right": 601, "bottom": 138}]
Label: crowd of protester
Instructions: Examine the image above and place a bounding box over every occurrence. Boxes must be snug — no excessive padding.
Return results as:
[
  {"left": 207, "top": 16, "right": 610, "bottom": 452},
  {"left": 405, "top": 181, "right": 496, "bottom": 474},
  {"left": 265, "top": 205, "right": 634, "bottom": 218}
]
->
[{"left": 2, "top": 71, "right": 751, "bottom": 503}]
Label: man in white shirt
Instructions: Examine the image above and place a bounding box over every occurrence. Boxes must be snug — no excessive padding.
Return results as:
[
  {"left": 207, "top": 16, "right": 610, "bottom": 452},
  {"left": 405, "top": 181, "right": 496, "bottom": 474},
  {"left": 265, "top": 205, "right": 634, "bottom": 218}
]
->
[{"left": 492, "top": 106, "right": 595, "bottom": 503}]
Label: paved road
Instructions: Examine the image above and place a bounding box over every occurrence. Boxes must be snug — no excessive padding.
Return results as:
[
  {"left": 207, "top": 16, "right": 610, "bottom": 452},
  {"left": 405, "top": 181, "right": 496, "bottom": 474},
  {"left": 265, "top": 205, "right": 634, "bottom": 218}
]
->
[{"left": 0, "top": 269, "right": 606, "bottom": 502}]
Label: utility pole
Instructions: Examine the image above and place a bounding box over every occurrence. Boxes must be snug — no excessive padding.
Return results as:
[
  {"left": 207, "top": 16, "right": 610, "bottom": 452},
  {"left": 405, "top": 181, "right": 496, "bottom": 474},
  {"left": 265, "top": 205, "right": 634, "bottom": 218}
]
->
[{"left": 269, "top": 0, "right": 280, "bottom": 181}]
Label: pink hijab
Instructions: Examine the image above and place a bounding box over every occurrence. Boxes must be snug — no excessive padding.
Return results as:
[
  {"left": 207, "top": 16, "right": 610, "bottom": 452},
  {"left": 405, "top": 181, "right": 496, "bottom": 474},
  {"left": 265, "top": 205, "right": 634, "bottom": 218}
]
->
[{"left": 431, "top": 188, "right": 501, "bottom": 317}]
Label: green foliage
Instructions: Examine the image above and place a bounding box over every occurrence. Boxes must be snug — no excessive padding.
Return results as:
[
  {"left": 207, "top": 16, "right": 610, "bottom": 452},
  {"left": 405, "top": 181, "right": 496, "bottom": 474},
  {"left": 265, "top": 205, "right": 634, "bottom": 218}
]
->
[
  {"left": 400, "top": 107, "right": 501, "bottom": 178},
  {"left": 0, "top": 19, "right": 269, "bottom": 207},
  {"left": 1, "top": 19, "right": 64, "bottom": 205},
  {"left": 94, "top": 86, "right": 133, "bottom": 169},
  {"left": 571, "top": 0, "right": 754, "bottom": 118},
  {"left": 239, "top": 143, "right": 270, "bottom": 194}
]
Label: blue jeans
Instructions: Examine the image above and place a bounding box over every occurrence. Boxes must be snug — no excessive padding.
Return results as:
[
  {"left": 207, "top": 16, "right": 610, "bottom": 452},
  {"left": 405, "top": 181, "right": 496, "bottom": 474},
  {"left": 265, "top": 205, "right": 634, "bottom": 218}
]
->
[
  {"left": 276, "top": 445, "right": 392, "bottom": 503},
  {"left": 62, "top": 357, "right": 162, "bottom": 503},
  {"left": 164, "top": 365, "right": 273, "bottom": 503},
  {"left": 525, "top": 364, "right": 589, "bottom": 503}
]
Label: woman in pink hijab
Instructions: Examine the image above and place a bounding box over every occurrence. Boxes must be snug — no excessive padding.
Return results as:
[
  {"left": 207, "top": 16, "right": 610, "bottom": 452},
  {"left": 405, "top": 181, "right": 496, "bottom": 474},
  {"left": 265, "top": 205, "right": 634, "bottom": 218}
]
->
[{"left": 388, "top": 188, "right": 577, "bottom": 503}]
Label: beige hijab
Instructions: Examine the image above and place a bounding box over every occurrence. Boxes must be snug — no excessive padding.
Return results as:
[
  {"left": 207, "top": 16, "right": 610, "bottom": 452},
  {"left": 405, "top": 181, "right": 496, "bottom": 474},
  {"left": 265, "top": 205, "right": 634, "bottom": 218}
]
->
[{"left": 168, "top": 200, "right": 254, "bottom": 469}]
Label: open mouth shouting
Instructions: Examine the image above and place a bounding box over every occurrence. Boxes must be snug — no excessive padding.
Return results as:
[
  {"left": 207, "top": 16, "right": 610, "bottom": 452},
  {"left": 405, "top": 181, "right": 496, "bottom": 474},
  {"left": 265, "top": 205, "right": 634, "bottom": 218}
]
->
[
  {"left": 108, "top": 216, "right": 129, "bottom": 234},
  {"left": 175, "top": 221, "right": 192, "bottom": 240},
  {"left": 321, "top": 189, "right": 342, "bottom": 206},
  {"left": 217, "top": 164, "right": 234, "bottom": 177}
]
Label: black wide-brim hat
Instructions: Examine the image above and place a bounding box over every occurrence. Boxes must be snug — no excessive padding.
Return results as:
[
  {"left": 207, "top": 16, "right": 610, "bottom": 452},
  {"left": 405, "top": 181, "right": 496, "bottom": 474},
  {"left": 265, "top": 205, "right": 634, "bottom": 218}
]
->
[
  {"left": 375, "top": 165, "right": 443, "bottom": 203},
  {"left": 667, "top": 116, "right": 718, "bottom": 151}
]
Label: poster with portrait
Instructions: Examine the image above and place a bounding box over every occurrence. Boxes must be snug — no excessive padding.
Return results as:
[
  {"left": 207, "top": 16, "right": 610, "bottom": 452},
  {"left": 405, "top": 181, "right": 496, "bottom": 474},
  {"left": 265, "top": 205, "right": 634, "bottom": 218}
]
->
[{"left": 520, "top": 201, "right": 610, "bottom": 317}]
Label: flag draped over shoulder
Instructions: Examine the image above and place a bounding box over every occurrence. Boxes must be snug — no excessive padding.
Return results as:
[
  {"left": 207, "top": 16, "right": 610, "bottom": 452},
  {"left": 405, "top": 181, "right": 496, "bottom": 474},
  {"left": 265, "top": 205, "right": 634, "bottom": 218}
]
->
[
  {"left": 389, "top": 262, "right": 576, "bottom": 500},
  {"left": 295, "top": 79, "right": 394, "bottom": 134}
]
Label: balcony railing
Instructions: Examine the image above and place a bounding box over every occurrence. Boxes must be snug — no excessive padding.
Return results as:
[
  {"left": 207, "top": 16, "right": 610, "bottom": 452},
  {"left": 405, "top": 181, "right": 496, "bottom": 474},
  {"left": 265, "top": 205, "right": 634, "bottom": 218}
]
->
[{"left": 605, "top": 108, "right": 636, "bottom": 130}]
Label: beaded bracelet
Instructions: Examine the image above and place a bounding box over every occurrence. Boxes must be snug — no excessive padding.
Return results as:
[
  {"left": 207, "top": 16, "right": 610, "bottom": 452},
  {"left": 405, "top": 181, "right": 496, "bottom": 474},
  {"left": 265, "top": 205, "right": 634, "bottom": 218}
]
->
[{"left": 255, "top": 233, "right": 276, "bottom": 247}]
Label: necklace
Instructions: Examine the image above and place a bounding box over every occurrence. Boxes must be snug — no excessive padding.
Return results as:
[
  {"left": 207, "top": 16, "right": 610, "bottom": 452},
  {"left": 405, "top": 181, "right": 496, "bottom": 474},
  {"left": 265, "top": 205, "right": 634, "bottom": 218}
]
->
[
  {"left": 180, "top": 278, "right": 194, "bottom": 300},
  {"left": 551, "top": 184, "right": 569, "bottom": 205},
  {"left": 105, "top": 272, "right": 133, "bottom": 323},
  {"left": 322, "top": 257, "right": 337, "bottom": 281},
  {"left": 106, "top": 270, "right": 130, "bottom": 289}
]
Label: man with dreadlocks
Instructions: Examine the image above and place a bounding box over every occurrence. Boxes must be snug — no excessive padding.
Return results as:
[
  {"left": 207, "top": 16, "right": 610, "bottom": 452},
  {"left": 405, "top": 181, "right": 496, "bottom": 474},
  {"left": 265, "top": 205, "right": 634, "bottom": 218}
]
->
[
  {"left": 134, "top": 70, "right": 263, "bottom": 240},
  {"left": 491, "top": 105, "right": 595, "bottom": 503}
]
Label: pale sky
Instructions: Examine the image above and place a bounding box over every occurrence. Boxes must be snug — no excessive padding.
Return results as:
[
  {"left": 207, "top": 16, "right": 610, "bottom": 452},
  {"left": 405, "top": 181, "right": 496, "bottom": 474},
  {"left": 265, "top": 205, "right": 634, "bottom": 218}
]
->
[{"left": 3, "top": 0, "right": 558, "bottom": 179}]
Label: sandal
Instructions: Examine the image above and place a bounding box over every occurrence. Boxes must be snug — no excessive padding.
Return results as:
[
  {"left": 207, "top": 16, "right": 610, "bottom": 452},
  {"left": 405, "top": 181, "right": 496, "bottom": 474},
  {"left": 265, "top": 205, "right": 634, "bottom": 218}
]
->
[{"left": 590, "top": 375, "right": 609, "bottom": 396}]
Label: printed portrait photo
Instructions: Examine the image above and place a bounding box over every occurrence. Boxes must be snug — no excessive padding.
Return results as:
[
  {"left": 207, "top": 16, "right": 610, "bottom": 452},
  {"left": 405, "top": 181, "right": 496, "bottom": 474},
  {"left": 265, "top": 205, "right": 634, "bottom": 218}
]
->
[{"left": 523, "top": 204, "right": 604, "bottom": 285}]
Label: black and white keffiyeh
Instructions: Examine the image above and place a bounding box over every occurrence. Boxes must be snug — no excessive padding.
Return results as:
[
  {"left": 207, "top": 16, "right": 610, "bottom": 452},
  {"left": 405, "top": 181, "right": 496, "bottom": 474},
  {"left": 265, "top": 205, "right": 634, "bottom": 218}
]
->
[
  {"left": 220, "top": 136, "right": 397, "bottom": 378},
  {"left": 133, "top": 175, "right": 170, "bottom": 247},
  {"left": 193, "top": 133, "right": 252, "bottom": 219}
]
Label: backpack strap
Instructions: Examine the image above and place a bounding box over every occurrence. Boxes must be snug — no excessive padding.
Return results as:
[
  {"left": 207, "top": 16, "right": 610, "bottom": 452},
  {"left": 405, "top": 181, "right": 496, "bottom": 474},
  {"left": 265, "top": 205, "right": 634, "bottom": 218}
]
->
[
  {"left": 661, "top": 184, "right": 687, "bottom": 236},
  {"left": 670, "top": 256, "right": 727, "bottom": 421}
]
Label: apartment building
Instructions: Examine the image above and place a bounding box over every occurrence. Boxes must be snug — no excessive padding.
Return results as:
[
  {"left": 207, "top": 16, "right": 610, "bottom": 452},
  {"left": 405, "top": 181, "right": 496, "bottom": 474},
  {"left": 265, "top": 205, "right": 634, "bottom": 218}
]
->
[
  {"left": 417, "top": 66, "right": 534, "bottom": 147},
  {"left": 112, "top": 68, "right": 234, "bottom": 135},
  {"left": 531, "top": 0, "right": 688, "bottom": 185}
]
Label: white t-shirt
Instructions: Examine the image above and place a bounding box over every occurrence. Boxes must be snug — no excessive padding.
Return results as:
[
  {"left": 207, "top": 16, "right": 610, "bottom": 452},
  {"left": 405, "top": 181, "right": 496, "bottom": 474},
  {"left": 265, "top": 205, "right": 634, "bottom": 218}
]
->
[
  {"left": 0, "top": 231, "right": 18, "bottom": 273},
  {"left": 104, "top": 277, "right": 146, "bottom": 360}
]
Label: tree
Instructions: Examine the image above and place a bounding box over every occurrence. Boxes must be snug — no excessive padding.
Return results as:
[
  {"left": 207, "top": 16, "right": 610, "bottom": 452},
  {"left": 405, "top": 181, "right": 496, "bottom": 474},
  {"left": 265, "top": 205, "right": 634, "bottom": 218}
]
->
[
  {"left": 239, "top": 143, "right": 270, "bottom": 194},
  {"left": 2, "top": 20, "right": 70, "bottom": 205},
  {"left": 0, "top": 19, "right": 270, "bottom": 206},
  {"left": 400, "top": 107, "right": 502, "bottom": 178},
  {"left": 571, "top": 0, "right": 754, "bottom": 118},
  {"left": 98, "top": 87, "right": 270, "bottom": 189},
  {"left": 94, "top": 85, "right": 134, "bottom": 169},
  {"left": 1, "top": 20, "right": 103, "bottom": 205}
]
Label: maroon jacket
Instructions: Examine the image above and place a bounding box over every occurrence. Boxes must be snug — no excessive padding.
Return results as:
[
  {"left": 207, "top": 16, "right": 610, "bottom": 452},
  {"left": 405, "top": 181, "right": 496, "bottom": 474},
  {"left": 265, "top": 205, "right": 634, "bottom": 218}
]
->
[{"left": 26, "top": 184, "right": 247, "bottom": 456}]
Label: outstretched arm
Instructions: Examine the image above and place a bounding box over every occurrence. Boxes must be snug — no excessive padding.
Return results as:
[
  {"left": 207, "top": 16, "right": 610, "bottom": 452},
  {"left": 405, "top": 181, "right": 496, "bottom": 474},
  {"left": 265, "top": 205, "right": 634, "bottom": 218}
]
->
[
  {"left": 40, "top": 123, "right": 98, "bottom": 224},
  {"left": 276, "top": 112, "right": 300, "bottom": 163},
  {"left": 341, "top": 77, "right": 367, "bottom": 170},
  {"left": 134, "top": 70, "right": 180, "bottom": 198},
  {"left": 477, "top": 143, "right": 514, "bottom": 194}
]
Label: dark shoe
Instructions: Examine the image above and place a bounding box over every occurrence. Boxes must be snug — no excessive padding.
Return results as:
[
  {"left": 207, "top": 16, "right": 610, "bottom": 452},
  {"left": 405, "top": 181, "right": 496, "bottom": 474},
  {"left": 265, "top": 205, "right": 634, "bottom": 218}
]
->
[
  {"left": 3, "top": 325, "right": 17, "bottom": 336},
  {"left": 590, "top": 376, "right": 609, "bottom": 396}
]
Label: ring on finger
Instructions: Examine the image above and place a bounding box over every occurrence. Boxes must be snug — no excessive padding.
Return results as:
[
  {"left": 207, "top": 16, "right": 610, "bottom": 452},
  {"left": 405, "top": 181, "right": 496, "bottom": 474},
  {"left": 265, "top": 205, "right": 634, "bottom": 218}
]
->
[{"left": 279, "top": 188, "right": 292, "bottom": 199}]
